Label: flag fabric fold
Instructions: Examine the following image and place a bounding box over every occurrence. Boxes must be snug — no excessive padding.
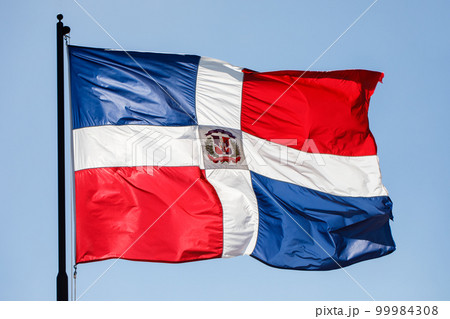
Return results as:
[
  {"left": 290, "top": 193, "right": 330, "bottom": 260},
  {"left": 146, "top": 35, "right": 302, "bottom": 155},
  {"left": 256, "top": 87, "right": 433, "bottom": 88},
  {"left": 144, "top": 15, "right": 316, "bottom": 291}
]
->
[{"left": 69, "top": 45, "right": 395, "bottom": 270}]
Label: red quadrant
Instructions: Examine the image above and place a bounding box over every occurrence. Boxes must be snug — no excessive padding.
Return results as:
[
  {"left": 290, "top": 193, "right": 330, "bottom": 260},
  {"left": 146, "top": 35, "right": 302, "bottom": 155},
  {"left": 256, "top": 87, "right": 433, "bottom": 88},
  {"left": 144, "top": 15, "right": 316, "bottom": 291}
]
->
[
  {"left": 241, "top": 69, "right": 384, "bottom": 156},
  {"left": 75, "top": 166, "right": 223, "bottom": 263}
]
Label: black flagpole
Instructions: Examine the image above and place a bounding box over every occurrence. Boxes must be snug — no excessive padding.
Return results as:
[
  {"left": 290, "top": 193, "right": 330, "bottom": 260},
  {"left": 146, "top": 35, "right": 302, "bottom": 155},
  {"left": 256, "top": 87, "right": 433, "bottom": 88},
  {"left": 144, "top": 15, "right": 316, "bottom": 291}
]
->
[{"left": 56, "top": 13, "right": 70, "bottom": 301}]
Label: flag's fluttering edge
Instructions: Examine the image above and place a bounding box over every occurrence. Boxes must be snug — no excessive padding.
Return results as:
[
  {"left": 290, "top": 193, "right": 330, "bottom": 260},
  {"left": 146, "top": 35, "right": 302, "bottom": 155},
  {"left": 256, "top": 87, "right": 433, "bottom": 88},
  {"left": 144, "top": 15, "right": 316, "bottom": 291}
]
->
[{"left": 69, "top": 46, "right": 395, "bottom": 270}]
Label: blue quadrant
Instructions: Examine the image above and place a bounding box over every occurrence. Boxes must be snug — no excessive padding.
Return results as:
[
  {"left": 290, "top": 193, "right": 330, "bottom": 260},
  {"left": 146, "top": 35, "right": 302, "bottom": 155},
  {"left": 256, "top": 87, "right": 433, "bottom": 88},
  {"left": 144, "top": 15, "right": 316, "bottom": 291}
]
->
[
  {"left": 250, "top": 172, "right": 395, "bottom": 270},
  {"left": 69, "top": 46, "right": 200, "bottom": 129}
]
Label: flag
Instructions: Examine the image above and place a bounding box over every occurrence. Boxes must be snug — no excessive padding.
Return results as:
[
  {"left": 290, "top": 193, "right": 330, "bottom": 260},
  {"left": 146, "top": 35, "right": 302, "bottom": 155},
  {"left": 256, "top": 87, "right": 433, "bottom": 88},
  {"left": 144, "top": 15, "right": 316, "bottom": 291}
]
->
[{"left": 69, "top": 45, "right": 395, "bottom": 270}]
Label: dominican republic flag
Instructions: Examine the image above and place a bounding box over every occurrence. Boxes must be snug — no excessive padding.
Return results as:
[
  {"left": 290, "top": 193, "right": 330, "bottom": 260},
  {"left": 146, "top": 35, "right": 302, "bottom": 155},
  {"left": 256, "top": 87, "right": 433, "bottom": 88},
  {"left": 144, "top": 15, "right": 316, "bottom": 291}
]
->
[{"left": 69, "top": 45, "right": 395, "bottom": 270}]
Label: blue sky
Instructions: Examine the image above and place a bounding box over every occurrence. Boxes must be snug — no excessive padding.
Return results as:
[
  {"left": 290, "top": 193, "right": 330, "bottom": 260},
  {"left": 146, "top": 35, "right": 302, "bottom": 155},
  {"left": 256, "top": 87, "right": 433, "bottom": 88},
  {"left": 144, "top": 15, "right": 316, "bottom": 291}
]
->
[{"left": 0, "top": 0, "right": 449, "bottom": 300}]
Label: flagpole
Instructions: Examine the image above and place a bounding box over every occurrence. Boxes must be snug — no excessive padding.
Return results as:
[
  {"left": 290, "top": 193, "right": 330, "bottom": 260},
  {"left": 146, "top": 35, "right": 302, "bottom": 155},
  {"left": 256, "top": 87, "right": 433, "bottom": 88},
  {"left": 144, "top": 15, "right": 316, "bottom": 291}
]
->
[{"left": 56, "top": 13, "right": 70, "bottom": 301}]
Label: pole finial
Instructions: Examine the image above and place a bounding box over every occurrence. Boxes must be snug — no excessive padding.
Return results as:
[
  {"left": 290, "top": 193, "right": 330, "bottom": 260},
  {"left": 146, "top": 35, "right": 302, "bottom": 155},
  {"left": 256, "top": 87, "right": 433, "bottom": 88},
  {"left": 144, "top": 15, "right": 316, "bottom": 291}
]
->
[{"left": 57, "top": 14, "right": 63, "bottom": 21}]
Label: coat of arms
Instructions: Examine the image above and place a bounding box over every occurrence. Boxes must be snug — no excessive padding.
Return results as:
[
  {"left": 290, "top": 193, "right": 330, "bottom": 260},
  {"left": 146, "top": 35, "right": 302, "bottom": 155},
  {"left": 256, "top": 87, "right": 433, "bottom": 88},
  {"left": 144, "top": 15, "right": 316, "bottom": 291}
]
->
[{"left": 204, "top": 129, "right": 242, "bottom": 164}]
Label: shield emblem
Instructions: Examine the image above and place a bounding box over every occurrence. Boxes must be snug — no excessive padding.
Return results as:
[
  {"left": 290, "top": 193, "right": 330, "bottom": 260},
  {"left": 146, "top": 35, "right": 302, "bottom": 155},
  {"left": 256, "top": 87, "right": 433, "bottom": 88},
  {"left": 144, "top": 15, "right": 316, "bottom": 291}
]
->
[{"left": 205, "top": 129, "right": 241, "bottom": 163}]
